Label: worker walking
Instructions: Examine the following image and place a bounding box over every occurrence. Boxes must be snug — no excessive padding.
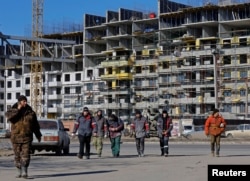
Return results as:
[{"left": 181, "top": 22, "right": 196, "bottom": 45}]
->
[
  {"left": 205, "top": 109, "right": 226, "bottom": 157},
  {"left": 157, "top": 110, "right": 173, "bottom": 157},
  {"left": 130, "top": 110, "right": 150, "bottom": 157},
  {"left": 92, "top": 110, "right": 107, "bottom": 157},
  {"left": 105, "top": 114, "right": 124, "bottom": 158},
  {"left": 5, "top": 95, "right": 42, "bottom": 179},
  {"left": 72, "top": 107, "right": 97, "bottom": 159}
]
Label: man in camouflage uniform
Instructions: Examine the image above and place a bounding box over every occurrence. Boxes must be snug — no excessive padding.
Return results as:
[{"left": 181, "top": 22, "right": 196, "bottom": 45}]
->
[{"left": 5, "top": 95, "right": 42, "bottom": 179}]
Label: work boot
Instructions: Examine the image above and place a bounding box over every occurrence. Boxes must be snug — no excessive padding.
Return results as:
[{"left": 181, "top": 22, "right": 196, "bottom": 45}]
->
[
  {"left": 140, "top": 151, "right": 144, "bottom": 157},
  {"left": 77, "top": 153, "right": 83, "bottom": 159},
  {"left": 161, "top": 149, "right": 164, "bottom": 156},
  {"left": 21, "top": 167, "right": 28, "bottom": 179},
  {"left": 16, "top": 167, "right": 22, "bottom": 178}
]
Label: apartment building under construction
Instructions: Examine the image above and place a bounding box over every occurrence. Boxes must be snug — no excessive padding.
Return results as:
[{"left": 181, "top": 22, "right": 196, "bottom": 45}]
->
[
  {"left": 83, "top": 0, "right": 250, "bottom": 129},
  {"left": 1, "top": 0, "right": 250, "bottom": 133}
]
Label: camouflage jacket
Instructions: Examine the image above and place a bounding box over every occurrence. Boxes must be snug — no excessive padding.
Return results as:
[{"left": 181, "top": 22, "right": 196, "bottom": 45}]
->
[{"left": 5, "top": 103, "right": 42, "bottom": 144}]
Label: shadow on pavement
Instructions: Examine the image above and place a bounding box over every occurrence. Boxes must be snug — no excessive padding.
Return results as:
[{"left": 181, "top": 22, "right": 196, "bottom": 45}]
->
[
  {"left": 220, "top": 154, "right": 250, "bottom": 157},
  {"left": 32, "top": 170, "right": 117, "bottom": 179}
]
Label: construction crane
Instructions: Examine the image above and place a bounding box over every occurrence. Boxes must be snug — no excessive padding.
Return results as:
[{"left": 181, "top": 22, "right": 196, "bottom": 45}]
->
[{"left": 31, "top": 0, "right": 44, "bottom": 117}]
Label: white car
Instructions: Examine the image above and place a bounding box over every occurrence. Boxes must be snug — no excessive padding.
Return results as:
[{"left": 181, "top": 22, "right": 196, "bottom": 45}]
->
[
  {"left": 0, "top": 129, "right": 11, "bottom": 138},
  {"left": 225, "top": 124, "right": 250, "bottom": 139},
  {"left": 32, "top": 119, "right": 70, "bottom": 155}
]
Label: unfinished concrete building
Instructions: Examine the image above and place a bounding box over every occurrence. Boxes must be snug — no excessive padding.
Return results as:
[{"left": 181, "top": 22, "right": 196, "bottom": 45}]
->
[
  {"left": 82, "top": 0, "right": 250, "bottom": 131},
  {"left": 1, "top": 0, "right": 250, "bottom": 132},
  {"left": 0, "top": 23, "right": 79, "bottom": 129}
]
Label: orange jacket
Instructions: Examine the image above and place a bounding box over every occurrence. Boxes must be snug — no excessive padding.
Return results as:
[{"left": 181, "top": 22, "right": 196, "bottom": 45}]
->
[{"left": 204, "top": 115, "right": 226, "bottom": 136}]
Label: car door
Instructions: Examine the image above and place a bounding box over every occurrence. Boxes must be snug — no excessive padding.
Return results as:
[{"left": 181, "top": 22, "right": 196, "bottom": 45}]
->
[
  {"left": 237, "top": 124, "right": 247, "bottom": 138},
  {"left": 58, "top": 120, "right": 69, "bottom": 147},
  {"left": 242, "top": 124, "right": 250, "bottom": 138}
]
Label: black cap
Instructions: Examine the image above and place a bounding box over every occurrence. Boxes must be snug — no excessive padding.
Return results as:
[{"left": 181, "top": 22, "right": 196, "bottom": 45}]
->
[
  {"left": 109, "top": 114, "right": 117, "bottom": 121},
  {"left": 212, "top": 108, "right": 219, "bottom": 115},
  {"left": 18, "top": 95, "right": 27, "bottom": 102},
  {"left": 162, "top": 110, "right": 168, "bottom": 114},
  {"left": 83, "top": 107, "right": 89, "bottom": 112},
  {"left": 135, "top": 110, "right": 141, "bottom": 115}
]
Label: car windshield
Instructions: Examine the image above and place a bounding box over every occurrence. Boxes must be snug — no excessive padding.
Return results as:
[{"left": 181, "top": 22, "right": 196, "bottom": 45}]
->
[
  {"left": 184, "top": 126, "right": 192, "bottom": 130},
  {"left": 39, "top": 121, "right": 58, "bottom": 130},
  {"left": 238, "top": 125, "right": 244, "bottom": 130}
]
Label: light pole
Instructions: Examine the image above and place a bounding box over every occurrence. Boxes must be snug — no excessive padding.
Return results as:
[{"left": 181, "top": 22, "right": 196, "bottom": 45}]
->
[
  {"left": 4, "top": 69, "right": 8, "bottom": 129},
  {"left": 212, "top": 49, "right": 220, "bottom": 109},
  {"left": 245, "top": 79, "right": 248, "bottom": 119}
]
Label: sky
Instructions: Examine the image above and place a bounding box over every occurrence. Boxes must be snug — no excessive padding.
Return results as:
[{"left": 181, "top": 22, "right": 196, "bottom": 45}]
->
[
  {"left": 0, "top": 0, "right": 197, "bottom": 36},
  {"left": 0, "top": 0, "right": 161, "bottom": 36}
]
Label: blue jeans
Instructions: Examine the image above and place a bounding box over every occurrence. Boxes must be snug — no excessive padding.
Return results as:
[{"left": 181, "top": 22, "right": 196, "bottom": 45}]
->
[{"left": 159, "top": 136, "right": 169, "bottom": 154}]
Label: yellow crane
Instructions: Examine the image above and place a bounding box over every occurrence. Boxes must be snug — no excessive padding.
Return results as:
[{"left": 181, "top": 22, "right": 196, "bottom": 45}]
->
[{"left": 31, "top": 0, "right": 44, "bottom": 117}]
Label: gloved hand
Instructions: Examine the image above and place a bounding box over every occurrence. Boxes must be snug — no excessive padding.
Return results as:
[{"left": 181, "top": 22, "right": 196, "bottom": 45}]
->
[{"left": 71, "top": 133, "right": 76, "bottom": 138}]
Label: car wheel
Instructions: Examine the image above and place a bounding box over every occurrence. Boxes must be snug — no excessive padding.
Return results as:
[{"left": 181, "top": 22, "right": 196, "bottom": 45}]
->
[
  {"left": 186, "top": 134, "right": 192, "bottom": 139},
  {"left": 30, "top": 149, "right": 35, "bottom": 154},
  {"left": 227, "top": 133, "right": 233, "bottom": 138},
  {"left": 63, "top": 145, "right": 70, "bottom": 155}
]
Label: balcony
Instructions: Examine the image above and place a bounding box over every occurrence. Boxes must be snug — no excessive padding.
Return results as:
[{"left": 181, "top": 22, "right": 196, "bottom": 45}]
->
[
  {"left": 48, "top": 107, "right": 62, "bottom": 113},
  {"left": 101, "top": 73, "right": 132, "bottom": 80},
  {"left": 101, "top": 59, "right": 133, "bottom": 67},
  {"left": 135, "top": 102, "right": 152, "bottom": 108},
  {"left": 48, "top": 94, "right": 62, "bottom": 100},
  {"left": 48, "top": 81, "right": 62, "bottom": 87}
]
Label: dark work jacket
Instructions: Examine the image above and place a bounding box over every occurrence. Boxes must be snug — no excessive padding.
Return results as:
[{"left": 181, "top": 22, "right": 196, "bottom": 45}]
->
[
  {"left": 106, "top": 117, "right": 124, "bottom": 139},
  {"left": 73, "top": 114, "right": 97, "bottom": 137},
  {"left": 130, "top": 116, "right": 149, "bottom": 138},
  {"left": 94, "top": 115, "right": 107, "bottom": 137},
  {"left": 5, "top": 103, "right": 42, "bottom": 144},
  {"left": 157, "top": 115, "right": 173, "bottom": 137}
]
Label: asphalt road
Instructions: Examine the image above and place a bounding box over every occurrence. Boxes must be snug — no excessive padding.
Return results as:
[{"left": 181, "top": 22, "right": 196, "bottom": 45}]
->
[{"left": 1, "top": 139, "right": 250, "bottom": 181}]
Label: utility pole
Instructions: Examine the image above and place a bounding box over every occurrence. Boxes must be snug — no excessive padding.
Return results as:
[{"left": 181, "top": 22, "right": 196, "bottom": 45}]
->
[
  {"left": 212, "top": 49, "right": 220, "bottom": 109},
  {"left": 245, "top": 79, "right": 248, "bottom": 119}
]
